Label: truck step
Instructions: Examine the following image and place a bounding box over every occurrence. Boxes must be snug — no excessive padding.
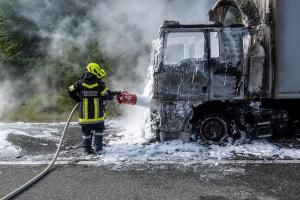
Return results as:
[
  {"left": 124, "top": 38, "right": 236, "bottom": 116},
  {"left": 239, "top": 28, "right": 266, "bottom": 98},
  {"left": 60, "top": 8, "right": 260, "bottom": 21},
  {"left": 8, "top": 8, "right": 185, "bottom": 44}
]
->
[
  {"left": 294, "top": 129, "right": 300, "bottom": 136},
  {"left": 257, "top": 134, "right": 272, "bottom": 138}
]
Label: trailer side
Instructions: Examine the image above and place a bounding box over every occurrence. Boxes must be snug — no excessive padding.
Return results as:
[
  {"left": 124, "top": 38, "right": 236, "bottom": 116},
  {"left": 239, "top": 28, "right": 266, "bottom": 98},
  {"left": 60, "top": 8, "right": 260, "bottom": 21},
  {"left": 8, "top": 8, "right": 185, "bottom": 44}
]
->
[{"left": 274, "top": 0, "right": 300, "bottom": 99}]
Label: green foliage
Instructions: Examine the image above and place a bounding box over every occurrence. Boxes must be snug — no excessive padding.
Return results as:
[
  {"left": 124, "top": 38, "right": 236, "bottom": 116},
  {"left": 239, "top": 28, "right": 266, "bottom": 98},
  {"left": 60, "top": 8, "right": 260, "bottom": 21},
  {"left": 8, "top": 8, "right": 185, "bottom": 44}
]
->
[
  {"left": 0, "top": 0, "right": 41, "bottom": 77},
  {"left": 0, "top": 0, "right": 120, "bottom": 122}
]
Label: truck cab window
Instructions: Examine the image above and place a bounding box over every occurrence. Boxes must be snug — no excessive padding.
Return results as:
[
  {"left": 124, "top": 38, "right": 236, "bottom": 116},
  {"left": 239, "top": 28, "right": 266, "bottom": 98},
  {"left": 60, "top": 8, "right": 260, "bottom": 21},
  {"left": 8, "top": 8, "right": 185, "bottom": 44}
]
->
[
  {"left": 223, "top": 6, "right": 243, "bottom": 26},
  {"left": 164, "top": 32, "right": 204, "bottom": 65},
  {"left": 210, "top": 32, "right": 220, "bottom": 58}
]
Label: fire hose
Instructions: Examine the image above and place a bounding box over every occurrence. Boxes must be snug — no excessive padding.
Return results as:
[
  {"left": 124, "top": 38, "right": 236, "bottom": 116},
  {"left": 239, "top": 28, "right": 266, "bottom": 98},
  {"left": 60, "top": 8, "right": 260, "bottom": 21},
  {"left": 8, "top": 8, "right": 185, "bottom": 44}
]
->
[
  {"left": 0, "top": 91, "right": 147, "bottom": 200},
  {"left": 0, "top": 104, "right": 79, "bottom": 200}
]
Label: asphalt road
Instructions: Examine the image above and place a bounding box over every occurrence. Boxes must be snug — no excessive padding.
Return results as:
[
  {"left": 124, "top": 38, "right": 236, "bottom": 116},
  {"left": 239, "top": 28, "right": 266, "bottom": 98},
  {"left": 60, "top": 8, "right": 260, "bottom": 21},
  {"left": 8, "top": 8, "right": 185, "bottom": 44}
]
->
[
  {"left": 1, "top": 122, "right": 300, "bottom": 200},
  {"left": 0, "top": 163, "right": 299, "bottom": 200}
]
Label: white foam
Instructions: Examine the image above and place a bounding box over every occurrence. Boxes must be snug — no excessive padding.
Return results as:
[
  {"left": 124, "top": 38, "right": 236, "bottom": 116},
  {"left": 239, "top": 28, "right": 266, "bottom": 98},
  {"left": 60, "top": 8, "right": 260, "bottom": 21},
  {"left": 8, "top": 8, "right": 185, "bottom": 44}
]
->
[
  {"left": 98, "top": 139, "right": 300, "bottom": 166},
  {"left": 0, "top": 122, "right": 64, "bottom": 159},
  {"left": 0, "top": 121, "right": 300, "bottom": 167},
  {"left": 0, "top": 122, "right": 62, "bottom": 140},
  {"left": 0, "top": 130, "right": 21, "bottom": 158}
]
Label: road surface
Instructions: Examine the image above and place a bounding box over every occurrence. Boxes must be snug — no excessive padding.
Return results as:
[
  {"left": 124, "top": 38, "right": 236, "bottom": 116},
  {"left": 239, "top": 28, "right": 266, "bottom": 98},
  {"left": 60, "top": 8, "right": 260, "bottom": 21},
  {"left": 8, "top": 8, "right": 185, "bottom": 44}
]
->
[
  {"left": 0, "top": 163, "right": 299, "bottom": 200},
  {"left": 0, "top": 121, "right": 300, "bottom": 199}
]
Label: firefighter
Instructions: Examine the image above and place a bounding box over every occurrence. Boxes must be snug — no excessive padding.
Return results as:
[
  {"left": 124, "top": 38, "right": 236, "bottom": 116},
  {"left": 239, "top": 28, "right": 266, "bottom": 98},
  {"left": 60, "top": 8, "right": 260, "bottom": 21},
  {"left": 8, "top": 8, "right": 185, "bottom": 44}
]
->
[{"left": 68, "top": 63, "right": 119, "bottom": 154}]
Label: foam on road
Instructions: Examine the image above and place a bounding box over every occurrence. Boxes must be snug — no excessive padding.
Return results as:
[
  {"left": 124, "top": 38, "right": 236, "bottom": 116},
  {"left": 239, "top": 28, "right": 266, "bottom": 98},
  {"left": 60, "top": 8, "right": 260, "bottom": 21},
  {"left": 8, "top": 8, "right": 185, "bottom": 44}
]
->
[{"left": 0, "top": 120, "right": 300, "bottom": 168}]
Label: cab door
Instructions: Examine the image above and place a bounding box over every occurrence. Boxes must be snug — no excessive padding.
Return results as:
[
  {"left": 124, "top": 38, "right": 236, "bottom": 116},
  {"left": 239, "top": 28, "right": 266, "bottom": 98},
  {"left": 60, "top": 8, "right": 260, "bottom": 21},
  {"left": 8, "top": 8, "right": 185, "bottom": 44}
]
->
[
  {"left": 209, "top": 27, "right": 246, "bottom": 100},
  {"left": 155, "top": 31, "right": 209, "bottom": 102}
]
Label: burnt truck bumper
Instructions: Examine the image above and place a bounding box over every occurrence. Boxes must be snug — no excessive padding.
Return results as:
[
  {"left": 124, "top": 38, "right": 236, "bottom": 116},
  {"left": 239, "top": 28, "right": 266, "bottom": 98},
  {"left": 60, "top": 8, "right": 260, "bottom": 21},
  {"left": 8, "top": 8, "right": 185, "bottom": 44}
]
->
[{"left": 151, "top": 100, "right": 200, "bottom": 141}]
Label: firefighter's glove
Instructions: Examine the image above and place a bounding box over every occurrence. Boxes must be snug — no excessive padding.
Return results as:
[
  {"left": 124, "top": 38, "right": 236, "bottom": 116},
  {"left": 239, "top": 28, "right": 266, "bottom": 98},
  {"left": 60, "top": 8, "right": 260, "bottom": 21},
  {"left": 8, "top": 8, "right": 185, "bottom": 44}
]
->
[
  {"left": 111, "top": 91, "right": 122, "bottom": 102},
  {"left": 111, "top": 91, "right": 122, "bottom": 97}
]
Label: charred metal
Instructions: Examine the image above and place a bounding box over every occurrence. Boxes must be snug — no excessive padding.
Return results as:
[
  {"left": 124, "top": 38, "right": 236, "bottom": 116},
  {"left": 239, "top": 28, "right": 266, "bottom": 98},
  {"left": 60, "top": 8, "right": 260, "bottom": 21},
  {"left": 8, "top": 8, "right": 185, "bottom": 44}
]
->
[{"left": 149, "top": 0, "right": 300, "bottom": 144}]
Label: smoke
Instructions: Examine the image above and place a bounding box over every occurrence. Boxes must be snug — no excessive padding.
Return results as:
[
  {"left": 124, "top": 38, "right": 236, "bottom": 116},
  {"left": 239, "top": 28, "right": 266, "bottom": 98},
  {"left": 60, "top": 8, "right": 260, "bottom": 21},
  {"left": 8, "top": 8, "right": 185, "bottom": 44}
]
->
[
  {"left": 86, "top": 0, "right": 214, "bottom": 138},
  {"left": 18, "top": 0, "right": 214, "bottom": 92},
  {"left": 0, "top": 0, "right": 215, "bottom": 121},
  {"left": 90, "top": 0, "right": 215, "bottom": 91},
  {"left": 0, "top": 80, "right": 20, "bottom": 119}
]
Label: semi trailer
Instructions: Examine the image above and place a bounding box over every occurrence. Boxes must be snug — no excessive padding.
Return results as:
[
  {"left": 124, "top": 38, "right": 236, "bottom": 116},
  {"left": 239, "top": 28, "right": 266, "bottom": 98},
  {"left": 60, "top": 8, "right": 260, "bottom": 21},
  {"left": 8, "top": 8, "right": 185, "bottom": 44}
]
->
[{"left": 149, "top": 0, "right": 300, "bottom": 144}]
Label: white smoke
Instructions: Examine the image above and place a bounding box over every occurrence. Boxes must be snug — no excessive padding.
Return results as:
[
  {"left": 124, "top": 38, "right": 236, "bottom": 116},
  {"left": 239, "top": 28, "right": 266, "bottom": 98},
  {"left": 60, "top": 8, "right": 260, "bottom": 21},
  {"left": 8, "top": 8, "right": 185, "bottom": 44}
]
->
[
  {"left": 0, "top": 80, "right": 20, "bottom": 119},
  {"left": 84, "top": 0, "right": 215, "bottom": 139},
  {"left": 18, "top": 0, "right": 214, "bottom": 92},
  {"left": 89, "top": 0, "right": 214, "bottom": 91},
  {"left": 0, "top": 0, "right": 215, "bottom": 124}
]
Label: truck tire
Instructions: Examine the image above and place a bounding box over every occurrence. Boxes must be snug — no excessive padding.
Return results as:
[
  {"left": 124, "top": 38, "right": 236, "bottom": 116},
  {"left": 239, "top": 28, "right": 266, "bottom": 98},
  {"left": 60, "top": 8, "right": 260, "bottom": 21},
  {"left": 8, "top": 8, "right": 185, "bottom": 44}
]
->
[{"left": 196, "top": 113, "right": 229, "bottom": 144}]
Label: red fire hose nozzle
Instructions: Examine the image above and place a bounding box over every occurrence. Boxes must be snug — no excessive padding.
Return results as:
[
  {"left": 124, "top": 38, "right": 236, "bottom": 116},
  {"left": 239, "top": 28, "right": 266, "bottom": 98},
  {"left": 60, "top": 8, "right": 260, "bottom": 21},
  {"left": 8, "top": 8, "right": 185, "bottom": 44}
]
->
[{"left": 117, "top": 91, "right": 137, "bottom": 105}]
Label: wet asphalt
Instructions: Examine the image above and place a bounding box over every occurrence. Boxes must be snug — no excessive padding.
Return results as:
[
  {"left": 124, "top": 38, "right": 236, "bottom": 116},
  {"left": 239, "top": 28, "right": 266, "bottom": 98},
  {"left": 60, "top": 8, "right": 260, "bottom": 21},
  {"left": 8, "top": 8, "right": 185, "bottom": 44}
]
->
[
  {"left": 1, "top": 122, "right": 300, "bottom": 200},
  {"left": 0, "top": 163, "right": 299, "bottom": 200}
]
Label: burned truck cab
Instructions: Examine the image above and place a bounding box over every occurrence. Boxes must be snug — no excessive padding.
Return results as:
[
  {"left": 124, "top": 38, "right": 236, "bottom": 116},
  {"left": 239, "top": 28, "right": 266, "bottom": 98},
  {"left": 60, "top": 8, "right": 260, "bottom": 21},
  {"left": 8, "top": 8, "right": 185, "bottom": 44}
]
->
[
  {"left": 150, "top": 0, "right": 294, "bottom": 144},
  {"left": 151, "top": 21, "right": 250, "bottom": 143}
]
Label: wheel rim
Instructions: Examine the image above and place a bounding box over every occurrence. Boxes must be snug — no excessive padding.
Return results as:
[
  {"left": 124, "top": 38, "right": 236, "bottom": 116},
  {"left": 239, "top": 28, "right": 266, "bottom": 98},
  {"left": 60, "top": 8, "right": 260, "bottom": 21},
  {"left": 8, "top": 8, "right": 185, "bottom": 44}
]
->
[{"left": 200, "top": 117, "right": 228, "bottom": 143}]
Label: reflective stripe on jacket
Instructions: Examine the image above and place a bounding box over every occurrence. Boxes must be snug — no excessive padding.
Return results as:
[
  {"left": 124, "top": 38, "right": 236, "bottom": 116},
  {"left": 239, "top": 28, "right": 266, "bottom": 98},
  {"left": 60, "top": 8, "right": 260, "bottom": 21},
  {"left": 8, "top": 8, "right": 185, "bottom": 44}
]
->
[{"left": 68, "top": 77, "right": 113, "bottom": 124}]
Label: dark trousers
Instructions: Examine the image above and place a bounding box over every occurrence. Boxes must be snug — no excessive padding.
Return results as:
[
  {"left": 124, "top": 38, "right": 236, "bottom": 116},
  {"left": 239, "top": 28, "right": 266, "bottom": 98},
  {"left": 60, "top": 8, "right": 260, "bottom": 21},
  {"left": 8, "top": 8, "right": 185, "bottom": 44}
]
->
[{"left": 81, "top": 122, "right": 105, "bottom": 152}]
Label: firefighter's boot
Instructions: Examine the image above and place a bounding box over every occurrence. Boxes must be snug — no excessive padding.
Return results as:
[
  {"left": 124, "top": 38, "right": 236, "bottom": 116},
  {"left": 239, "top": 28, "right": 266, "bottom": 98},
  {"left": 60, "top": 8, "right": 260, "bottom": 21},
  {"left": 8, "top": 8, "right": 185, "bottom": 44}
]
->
[
  {"left": 82, "top": 135, "right": 94, "bottom": 154},
  {"left": 94, "top": 132, "right": 104, "bottom": 153}
]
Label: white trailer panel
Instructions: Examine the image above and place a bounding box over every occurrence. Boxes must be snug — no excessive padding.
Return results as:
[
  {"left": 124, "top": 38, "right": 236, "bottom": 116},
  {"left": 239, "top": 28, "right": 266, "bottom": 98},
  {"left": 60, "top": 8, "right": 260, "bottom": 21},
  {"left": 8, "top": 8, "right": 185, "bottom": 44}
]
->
[{"left": 275, "top": 0, "right": 300, "bottom": 99}]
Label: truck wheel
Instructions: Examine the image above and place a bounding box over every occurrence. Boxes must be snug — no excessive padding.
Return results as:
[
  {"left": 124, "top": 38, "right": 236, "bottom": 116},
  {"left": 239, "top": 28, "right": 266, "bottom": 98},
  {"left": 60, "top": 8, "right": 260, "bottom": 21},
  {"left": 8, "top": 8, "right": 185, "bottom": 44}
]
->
[{"left": 198, "top": 115, "right": 229, "bottom": 144}]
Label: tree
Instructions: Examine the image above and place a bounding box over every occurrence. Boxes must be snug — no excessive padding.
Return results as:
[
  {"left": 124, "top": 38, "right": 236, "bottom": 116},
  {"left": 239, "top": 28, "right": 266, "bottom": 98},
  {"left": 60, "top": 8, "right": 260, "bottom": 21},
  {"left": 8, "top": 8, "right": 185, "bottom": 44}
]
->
[{"left": 0, "top": 0, "right": 42, "bottom": 79}]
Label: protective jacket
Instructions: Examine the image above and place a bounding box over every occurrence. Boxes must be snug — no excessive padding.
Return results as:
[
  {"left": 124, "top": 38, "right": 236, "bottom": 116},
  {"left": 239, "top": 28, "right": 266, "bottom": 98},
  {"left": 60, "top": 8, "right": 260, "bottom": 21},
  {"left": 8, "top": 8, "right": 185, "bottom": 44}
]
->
[{"left": 68, "top": 74, "right": 113, "bottom": 124}]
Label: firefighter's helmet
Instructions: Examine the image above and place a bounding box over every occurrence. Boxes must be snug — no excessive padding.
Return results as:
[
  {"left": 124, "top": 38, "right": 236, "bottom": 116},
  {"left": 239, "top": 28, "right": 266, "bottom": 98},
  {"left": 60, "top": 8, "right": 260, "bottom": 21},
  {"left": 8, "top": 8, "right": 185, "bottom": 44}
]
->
[{"left": 86, "top": 63, "right": 106, "bottom": 79}]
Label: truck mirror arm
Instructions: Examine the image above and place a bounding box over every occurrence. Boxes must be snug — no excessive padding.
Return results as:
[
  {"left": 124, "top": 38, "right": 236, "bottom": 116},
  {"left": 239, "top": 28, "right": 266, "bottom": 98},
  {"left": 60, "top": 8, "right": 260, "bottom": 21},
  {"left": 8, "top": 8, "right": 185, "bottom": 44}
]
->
[{"left": 155, "top": 62, "right": 164, "bottom": 73}]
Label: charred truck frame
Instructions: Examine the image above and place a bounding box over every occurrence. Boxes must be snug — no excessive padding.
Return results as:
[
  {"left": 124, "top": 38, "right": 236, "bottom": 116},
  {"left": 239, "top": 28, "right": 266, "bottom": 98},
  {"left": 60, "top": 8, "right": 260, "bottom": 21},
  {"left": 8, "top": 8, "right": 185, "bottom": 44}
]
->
[{"left": 149, "top": 0, "right": 300, "bottom": 144}]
